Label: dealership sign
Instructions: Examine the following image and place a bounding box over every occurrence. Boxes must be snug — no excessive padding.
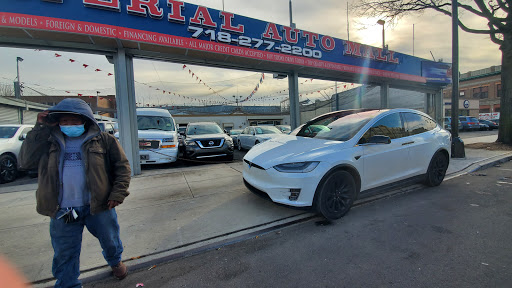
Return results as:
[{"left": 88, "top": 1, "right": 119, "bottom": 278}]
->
[{"left": 1, "top": 0, "right": 450, "bottom": 84}]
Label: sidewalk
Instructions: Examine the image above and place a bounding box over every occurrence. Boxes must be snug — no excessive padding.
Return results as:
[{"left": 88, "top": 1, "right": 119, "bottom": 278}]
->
[{"left": 0, "top": 136, "right": 510, "bottom": 287}]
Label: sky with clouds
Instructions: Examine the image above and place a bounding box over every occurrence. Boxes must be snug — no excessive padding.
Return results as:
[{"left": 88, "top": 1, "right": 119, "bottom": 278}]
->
[{"left": 0, "top": 0, "right": 502, "bottom": 106}]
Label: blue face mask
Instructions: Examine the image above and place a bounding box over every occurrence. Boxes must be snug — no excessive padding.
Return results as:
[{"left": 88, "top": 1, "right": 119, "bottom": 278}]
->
[{"left": 60, "top": 124, "right": 85, "bottom": 138}]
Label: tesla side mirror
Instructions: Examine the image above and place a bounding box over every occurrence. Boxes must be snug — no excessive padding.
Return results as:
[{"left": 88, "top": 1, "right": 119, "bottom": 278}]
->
[{"left": 368, "top": 135, "right": 391, "bottom": 144}]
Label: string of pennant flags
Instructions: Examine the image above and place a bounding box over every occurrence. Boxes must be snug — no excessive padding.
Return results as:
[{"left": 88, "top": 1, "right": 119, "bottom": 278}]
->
[
  {"left": 38, "top": 50, "right": 268, "bottom": 105},
  {"left": 27, "top": 50, "right": 355, "bottom": 106}
]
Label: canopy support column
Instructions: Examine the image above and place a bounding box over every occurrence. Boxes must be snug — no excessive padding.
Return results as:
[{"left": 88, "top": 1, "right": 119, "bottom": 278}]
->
[
  {"left": 288, "top": 71, "right": 300, "bottom": 129},
  {"left": 114, "top": 48, "right": 141, "bottom": 176},
  {"left": 380, "top": 83, "right": 389, "bottom": 109}
]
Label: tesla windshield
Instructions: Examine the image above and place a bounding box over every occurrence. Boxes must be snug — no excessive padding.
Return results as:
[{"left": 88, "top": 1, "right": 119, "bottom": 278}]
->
[{"left": 296, "top": 110, "right": 380, "bottom": 141}]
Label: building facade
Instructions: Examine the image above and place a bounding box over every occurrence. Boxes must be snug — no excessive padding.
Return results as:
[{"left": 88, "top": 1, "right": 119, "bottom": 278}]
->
[{"left": 443, "top": 65, "right": 501, "bottom": 117}]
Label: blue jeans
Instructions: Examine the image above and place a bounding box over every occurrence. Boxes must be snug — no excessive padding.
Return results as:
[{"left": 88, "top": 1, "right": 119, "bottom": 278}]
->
[{"left": 50, "top": 206, "right": 123, "bottom": 288}]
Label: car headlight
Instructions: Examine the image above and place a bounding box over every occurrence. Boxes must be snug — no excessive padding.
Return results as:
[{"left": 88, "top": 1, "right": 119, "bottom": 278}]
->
[
  {"left": 185, "top": 140, "right": 197, "bottom": 147},
  {"left": 273, "top": 161, "right": 320, "bottom": 173}
]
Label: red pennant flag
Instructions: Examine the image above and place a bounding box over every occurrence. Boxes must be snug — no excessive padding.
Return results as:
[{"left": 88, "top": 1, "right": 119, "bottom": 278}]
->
[
  {"left": 188, "top": 70, "right": 191, "bottom": 74},
  {"left": 69, "top": 59, "right": 75, "bottom": 62},
  {"left": 55, "top": 53, "right": 62, "bottom": 57},
  {"left": 192, "top": 73, "right": 195, "bottom": 77},
  {"left": 95, "top": 69, "right": 101, "bottom": 72},
  {"left": 65, "top": 91, "right": 70, "bottom": 93},
  {"left": 163, "top": 91, "right": 165, "bottom": 94},
  {"left": 344, "top": 85, "right": 346, "bottom": 88},
  {"left": 83, "top": 64, "right": 88, "bottom": 68},
  {"left": 78, "top": 93, "right": 83, "bottom": 96},
  {"left": 108, "top": 73, "right": 113, "bottom": 76},
  {"left": 182, "top": 64, "right": 186, "bottom": 69}
]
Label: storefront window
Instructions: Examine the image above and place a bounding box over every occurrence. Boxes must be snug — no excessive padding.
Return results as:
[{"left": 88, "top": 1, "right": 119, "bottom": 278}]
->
[{"left": 497, "top": 84, "right": 502, "bottom": 98}]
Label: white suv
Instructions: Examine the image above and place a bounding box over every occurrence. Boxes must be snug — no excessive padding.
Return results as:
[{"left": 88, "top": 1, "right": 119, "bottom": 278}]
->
[
  {"left": 0, "top": 124, "right": 33, "bottom": 183},
  {"left": 243, "top": 109, "right": 451, "bottom": 220}
]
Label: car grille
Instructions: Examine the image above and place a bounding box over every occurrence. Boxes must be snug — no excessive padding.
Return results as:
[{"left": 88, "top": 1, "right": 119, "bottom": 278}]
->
[
  {"left": 197, "top": 139, "right": 224, "bottom": 148},
  {"left": 244, "top": 159, "right": 265, "bottom": 170},
  {"left": 139, "top": 140, "right": 160, "bottom": 149}
]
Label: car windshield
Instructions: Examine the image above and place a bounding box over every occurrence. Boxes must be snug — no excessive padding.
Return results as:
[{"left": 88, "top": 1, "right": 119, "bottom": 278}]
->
[
  {"left": 296, "top": 110, "right": 379, "bottom": 141},
  {"left": 187, "top": 123, "right": 223, "bottom": 135},
  {"left": 0, "top": 127, "right": 19, "bottom": 139},
  {"left": 255, "top": 126, "right": 282, "bottom": 134},
  {"left": 137, "top": 116, "right": 175, "bottom": 131}
]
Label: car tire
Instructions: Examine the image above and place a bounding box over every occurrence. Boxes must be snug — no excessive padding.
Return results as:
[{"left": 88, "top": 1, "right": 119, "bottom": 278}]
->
[
  {"left": 425, "top": 152, "right": 449, "bottom": 187},
  {"left": 237, "top": 140, "right": 243, "bottom": 151},
  {"left": 314, "top": 170, "right": 357, "bottom": 220},
  {"left": 0, "top": 154, "right": 18, "bottom": 184}
]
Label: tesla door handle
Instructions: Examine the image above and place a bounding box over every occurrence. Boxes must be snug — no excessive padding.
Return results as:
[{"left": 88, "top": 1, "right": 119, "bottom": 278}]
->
[{"left": 402, "top": 141, "right": 415, "bottom": 146}]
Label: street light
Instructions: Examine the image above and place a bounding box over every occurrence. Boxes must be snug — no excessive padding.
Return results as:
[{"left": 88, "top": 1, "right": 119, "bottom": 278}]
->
[
  {"left": 232, "top": 95, "right": 242, "bottom": 107},
  {"left": 15, "top": 57, "right": 23, "bottom": 99},
  {"left": 96, "top": 91, "right": 100, "bottom": 114},
  {"left": 377, "top": 19, "right": 386, "bottom": 50}
]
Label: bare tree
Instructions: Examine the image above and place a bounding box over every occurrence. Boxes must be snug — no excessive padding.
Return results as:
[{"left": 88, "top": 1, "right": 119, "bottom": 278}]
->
[
  {"left": 351, "top": 0, "right": 511, "bottom": 145},
  {"left": 0, "top": 83, "right": 14, "bottom": 97}
]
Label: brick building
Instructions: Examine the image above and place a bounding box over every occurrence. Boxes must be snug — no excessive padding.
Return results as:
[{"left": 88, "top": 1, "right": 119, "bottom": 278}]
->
[
  {"left": 19, "top": 95, "right": 117, "bottom": 117},
  {"left": 443, "top": 65, "right": 501, "bottom": 117}
]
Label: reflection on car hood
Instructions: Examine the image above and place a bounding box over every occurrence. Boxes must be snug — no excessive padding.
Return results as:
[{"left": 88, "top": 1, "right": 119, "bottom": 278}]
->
[
  {"left": 185, "top": 134, "right": 229, "bottom": 141},
  {"left": 244, "top": 135, "right": 347, "bottom": 169},
  {"left": 256, "top": 134, "right": 284, "bottom": 140},
  {"left": 137, "top": 130, "right": 176, "bottom": 139}
]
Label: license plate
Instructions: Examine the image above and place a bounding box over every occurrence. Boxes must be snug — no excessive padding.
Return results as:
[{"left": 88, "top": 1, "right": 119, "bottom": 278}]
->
[{"left": 140, "top": 155, "right": 149, "bottom": 160}]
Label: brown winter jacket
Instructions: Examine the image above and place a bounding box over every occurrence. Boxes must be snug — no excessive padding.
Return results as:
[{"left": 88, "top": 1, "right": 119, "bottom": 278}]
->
[{"left": 19, "top": 122, "right": 131, "bottom": 218}]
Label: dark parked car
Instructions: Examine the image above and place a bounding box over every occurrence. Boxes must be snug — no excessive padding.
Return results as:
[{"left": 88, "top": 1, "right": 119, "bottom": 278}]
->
[
  {"left": 458, "top": 116, "right": 481, "bottom": 131},
  {"left": 443, "top": 117, "right": 462, "bottom": 132},
  {"left": 478, "top": 119, "right": 499, "bottom": 130},
  {"left": 183, "top": 122, "right": 234, "bottom": 161}
]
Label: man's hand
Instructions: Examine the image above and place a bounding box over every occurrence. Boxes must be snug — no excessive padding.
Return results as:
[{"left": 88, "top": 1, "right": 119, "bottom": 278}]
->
[
  {"left": 37, "top": 111, "right": 58, "bottom": 126},
  {"left": 108, "top": 200, "right": 121, "bottom": 209}
]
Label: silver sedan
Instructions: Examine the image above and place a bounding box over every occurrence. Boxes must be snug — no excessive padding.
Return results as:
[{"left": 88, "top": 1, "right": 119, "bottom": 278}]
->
[{"left": 237, "top": 126, "right": 283, "bottom": 150}]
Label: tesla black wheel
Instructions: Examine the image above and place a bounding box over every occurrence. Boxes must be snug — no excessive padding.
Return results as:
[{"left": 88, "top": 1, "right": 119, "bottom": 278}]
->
[
  {"left": 0, "top": 154, "right": 18, "bottom": 184},
  {"left": 425, "top": 152, "right": 448, "bottom": 187},
  {"left": 314, "top": 170, "right": 356, "bottom": 220}
]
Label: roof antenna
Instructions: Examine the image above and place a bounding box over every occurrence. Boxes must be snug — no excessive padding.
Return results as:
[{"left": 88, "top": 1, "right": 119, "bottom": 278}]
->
[{"left": 429, "top": 51, "right": 436, "bottom": 62}]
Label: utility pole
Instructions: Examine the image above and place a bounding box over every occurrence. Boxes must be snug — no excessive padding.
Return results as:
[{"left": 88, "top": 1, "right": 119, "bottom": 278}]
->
[{"left": 451, "top": 0, "right": 465, "bottom": 158}]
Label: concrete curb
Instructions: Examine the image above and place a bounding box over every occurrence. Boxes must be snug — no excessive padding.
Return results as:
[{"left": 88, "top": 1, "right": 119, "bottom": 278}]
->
[{"left": 445, "top": 152, "right": 512, "bottom": 180}]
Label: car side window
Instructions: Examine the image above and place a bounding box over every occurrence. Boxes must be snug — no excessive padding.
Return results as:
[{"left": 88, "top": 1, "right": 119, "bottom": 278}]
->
[
  {"left": 242, "top": 127, "right": 249, "bottom": 134},
  {"left": 360, "top": 113, "right": 404, "bottom": 143},
  {"left": 403, "top": 112, "right": 436, "bottom": 136}
]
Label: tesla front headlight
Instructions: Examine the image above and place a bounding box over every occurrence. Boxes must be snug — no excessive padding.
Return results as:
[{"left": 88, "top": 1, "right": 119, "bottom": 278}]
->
[{"left": 273, "top": 161, "right": 320, "bottom": 173}]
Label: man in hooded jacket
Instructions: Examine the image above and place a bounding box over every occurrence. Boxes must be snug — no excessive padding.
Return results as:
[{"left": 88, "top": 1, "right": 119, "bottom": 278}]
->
[{"left": 20, "top": 98, "right": 131, "bottom": 288}]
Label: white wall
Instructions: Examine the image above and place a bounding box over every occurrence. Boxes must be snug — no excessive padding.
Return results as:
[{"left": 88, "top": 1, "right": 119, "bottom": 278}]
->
[{"left": 173, "top": 114, "right": 290, "bottom": 131}]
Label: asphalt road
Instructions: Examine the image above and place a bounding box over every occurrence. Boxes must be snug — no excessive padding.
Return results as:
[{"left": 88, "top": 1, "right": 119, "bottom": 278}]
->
[{"left": 86, "top": 159, "right": 512, "bottom": 288}]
